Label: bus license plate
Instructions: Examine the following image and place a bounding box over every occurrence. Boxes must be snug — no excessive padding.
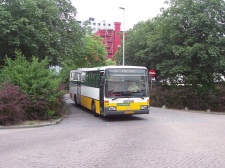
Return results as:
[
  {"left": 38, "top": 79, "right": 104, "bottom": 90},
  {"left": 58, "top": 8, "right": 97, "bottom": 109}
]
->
[{"left": 125, "top": 111, "right": 134, "bottom": 114}]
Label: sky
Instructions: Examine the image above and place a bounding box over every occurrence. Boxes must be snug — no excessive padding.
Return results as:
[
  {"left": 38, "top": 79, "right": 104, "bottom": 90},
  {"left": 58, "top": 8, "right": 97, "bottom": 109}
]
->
[{"left": 70, "top": 0, "right": 168, "bottom": 30}]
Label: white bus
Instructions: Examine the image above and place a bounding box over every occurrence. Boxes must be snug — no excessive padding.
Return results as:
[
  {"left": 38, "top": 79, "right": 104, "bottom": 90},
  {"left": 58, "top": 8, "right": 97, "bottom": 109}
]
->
[{"left": 69, "top": 66, "right": 150, "bottom": 116}]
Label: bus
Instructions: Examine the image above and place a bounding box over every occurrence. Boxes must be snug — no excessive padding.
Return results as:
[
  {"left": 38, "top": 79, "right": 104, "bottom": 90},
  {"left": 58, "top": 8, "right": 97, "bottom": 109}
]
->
[{"left": 69, "top": 65, "right": 150, "bottom": 117}]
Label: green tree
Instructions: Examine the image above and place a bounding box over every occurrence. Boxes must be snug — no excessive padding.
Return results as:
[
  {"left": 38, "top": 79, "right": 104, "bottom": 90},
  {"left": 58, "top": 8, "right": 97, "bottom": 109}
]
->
[
  {"left": 151, "top": 0, "right": 225, "bottom": 88},
  {"left": 58, "top": 35, "right": 107, "bottom": 87},
  {"left": 0, "top": 0, "right": 84, "bottom": 66},
  {"left": 123, "top": 0, "right": 225, "bottom": 89},
  {"left": 83, "top": 35, "right": 107, "bottom": 67},
  {"left": 105, "top": 58, "right": 117, "bottom": 65},
  {"left": 115, "top": 20, "right": 159, "bottom": 68}
]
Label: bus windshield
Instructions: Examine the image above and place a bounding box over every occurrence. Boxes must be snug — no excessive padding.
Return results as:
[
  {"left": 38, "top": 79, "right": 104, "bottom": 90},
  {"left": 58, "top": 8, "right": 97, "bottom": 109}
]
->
[{"left": 105, "top": 68, "right": 148, "bottom": 98}]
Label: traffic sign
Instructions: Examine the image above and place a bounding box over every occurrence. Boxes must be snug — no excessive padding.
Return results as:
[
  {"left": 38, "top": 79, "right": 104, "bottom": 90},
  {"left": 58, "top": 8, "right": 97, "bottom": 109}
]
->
[{"left": 149, "top": 69, "right": 156, "bottom": 77}]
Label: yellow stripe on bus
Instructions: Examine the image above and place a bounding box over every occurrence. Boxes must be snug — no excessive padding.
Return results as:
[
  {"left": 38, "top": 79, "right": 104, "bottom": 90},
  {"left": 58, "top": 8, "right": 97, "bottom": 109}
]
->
[{"left": 80, "top": 95, "right": 100, "bottom": 114}]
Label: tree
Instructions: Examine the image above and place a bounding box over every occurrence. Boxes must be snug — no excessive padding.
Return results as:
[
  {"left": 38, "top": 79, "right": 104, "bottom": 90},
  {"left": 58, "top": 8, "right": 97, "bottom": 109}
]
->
[
  {"left": 58, "top": 35, "right": 107, "bottom": 87},
  {"left": 115, "top": 21, "right": 152, "bottom": 66},
  {"left": 123, "top": 0, "right": 225, "bottom": 88},
  {"left": 105, "top": 58, "right": 116, "bottom": 65},
  {"left": 152, "top": 0, "right": 225, "bottom": 88},
  {"left": 157, "top": 0, "right": 225, "bottom": 86},
  {"left": 83, "top": 35, "right": 107, "bottom": 67},
  {"left": 0, "top": 0, "right": 84, "bottom": 66},
  {"left": 116, "top": 20, "right": 163, "bottom": 69}
]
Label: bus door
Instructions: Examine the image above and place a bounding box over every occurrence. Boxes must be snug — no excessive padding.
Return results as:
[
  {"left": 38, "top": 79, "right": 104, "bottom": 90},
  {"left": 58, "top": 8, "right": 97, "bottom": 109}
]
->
[
  {"left": 76, "top": 72, "right": 81, "bottom": 104},
  {"left": 70, "top": 70, "right": 81, "bottom": 104},
  {"left": 99, "top": 71, "right": 105, "bottom": 115}
]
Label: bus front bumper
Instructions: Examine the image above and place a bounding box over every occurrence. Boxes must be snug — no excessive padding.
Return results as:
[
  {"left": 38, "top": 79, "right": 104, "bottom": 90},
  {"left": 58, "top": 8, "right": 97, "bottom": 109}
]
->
[{"left": 104, "top": 109, "right": 149, "bottom": 116}]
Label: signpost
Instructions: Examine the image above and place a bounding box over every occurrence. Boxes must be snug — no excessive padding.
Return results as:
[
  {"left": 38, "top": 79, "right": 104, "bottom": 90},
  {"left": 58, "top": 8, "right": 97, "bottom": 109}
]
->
[{"left": 149, "top": 69, "right": 156, "bottom": 90}]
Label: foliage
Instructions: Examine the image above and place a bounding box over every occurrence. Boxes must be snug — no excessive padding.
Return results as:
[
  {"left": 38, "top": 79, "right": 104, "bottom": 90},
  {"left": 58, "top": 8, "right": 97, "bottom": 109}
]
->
[
  {"left": 0, "top": 51, "right": 66, "bottom": 120},
  {"left": 83, "top": 35, "right": 107, "bottom": 67},
  {"left": 154, "top": 0, "right": 225, "bottom": 89},
  {"left": 150, "top": 83, "right": 225, "bottom": 112},
  {"left": 58, "top": 35, "right": 108, "bottom": 87},
  {"left": 105, "top": 58, "right": 117, "bottom": 66},
  {"left": 115, "top": 0, "right": 225, "bottom": 111},
  {"left": 26, "top": 84, "right": 66, "bottom": 120},
  {"left": 58, "top": 62, "right": 77, "bottom": 90},
  {"left": 115, "top": 21, "right": 154, "bottom": 67},
  {"left": 123, "top": 0, "right": 225, "bottom": 91},
  {"left": 0, "top": 82, "right": 29, "bottom": 125},
  {"left": 0, "top": 0, "right": 84, "bottom": 66}
]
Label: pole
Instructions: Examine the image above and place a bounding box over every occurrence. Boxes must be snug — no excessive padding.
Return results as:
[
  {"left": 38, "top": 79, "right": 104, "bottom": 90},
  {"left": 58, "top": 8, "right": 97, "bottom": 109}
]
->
[
  {"left": 119, "top": 7, "right": 125, "bottom": 66},
  {"left": 151, "top": 77, "right": 152, "bottom": 90}
]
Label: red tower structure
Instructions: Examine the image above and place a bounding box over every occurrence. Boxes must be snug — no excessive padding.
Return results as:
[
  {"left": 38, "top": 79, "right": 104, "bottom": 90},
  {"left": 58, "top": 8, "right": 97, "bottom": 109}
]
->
[{"left": 95, "top": 22, "right": 122, "bottom": 59}]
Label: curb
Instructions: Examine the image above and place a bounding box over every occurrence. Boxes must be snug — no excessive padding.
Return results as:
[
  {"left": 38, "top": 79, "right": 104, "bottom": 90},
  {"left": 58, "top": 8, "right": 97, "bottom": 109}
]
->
[
  {"left": 0, "top": 115, "right": 67, "bottom": 129},
  {"left": 151, "top": 106, "right": 225, "bottom": 115}
]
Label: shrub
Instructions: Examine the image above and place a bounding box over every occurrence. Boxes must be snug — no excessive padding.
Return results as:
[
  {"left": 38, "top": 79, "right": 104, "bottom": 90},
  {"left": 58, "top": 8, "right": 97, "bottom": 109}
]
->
[
  {"left": 150, "top": 83, "right": 225, "bottom": 112},
  {"left": 26, "top": 84, "right": 66, "bottom": 120},
  {"left": 0, "top": 82, "right": 29, "bottom": 125},
  {"left": 0, "top": 51, "right": 66, "bottom": 120}
]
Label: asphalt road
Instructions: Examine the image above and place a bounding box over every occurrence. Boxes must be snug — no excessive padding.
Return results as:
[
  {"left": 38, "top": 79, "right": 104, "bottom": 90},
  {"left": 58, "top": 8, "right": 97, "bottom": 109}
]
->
[{"left": 1, "top": 95, "right": 225, "bottom": 168}]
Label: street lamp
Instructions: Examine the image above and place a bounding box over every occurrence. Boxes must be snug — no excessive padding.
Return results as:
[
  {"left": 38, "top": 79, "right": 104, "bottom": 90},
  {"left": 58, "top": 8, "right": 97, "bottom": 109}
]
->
[{"left": 119, "top": 7, "right": 125, "bottom": 66}]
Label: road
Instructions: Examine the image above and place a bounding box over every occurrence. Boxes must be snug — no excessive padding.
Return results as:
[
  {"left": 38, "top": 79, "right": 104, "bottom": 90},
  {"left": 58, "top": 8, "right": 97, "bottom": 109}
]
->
[{"left": 1, "top": 95, "right": 225, "bottom": 168}]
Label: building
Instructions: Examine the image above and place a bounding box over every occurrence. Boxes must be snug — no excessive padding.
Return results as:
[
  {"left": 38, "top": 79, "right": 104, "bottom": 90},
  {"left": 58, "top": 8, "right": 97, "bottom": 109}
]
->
[
  {"left": 77, "top": 17, "right": 114, "bottom": 33},
  {"left": 95, "top": 22, "right": 122, "bottom": 59},
  {"left": 77, "top": 18, "right": 122, "bottom": 59}
]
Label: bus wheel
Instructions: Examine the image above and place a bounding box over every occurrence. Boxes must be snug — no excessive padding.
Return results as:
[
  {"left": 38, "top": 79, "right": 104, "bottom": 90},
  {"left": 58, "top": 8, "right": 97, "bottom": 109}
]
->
[{"left": 92, "top": 101, "right": 98, "bottom": 117}]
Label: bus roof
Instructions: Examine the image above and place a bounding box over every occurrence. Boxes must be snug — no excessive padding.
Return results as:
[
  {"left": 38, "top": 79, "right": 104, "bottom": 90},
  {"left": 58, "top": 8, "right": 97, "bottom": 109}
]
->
[{"left": 71, "top": 65, "right": 147, "bottom": 72}]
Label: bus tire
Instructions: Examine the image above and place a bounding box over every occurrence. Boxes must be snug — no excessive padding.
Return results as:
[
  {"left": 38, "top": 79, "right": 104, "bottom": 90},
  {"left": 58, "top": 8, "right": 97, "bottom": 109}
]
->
[{"left": 92, "top": 101, "right": 98, "bottom": 117}]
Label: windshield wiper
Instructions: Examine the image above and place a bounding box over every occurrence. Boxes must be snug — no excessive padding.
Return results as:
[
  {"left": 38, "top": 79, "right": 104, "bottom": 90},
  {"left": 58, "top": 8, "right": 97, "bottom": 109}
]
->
[{"left": 107, "top": 90, "right": 114, "bottom": 97}]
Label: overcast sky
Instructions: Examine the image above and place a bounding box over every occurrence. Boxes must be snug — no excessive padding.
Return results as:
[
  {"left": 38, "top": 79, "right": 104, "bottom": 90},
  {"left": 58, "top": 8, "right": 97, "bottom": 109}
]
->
[{"left": 70, "top": 0, "right": 168, "bottom": 30}]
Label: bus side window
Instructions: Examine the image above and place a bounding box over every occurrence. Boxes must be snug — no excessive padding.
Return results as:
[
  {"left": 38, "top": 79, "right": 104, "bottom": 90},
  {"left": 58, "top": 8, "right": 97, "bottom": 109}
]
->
[
  {"left": 81, "top": 72, "right": 86, "bottom": 84},
  {"left": 70, "top": 72, "right": 76, "bottom": 82},
  {"left": 78, "top": 74, "right": 81, "bottom": 81},
  {"left": 70, "top": 72, "right": 74, "bottom": 81}
]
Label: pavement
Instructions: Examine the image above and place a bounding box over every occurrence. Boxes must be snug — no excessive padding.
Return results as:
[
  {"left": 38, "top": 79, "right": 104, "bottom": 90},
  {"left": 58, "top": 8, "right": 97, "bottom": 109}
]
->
[{"left": 1, "top": 109, "right": 224, "bottom": 129}]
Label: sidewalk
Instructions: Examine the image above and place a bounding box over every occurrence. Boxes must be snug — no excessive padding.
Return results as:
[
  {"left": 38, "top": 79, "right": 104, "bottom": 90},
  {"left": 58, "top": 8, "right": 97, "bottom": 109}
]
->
[{"left": 0, "top": 115, "right": 66, "bottom": 129}]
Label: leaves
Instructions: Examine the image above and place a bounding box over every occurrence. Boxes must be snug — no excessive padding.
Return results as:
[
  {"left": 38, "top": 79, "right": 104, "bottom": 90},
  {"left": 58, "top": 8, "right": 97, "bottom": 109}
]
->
[
  {"left": 0, "top": 51, "right": 66, "bottom": 120},
  {"left": 0, "top": 82, "right": 29, "bottom": 125},
  {"left": 0, "top": 0, "right": 84, "bottom": 66},
  {"left": 123, "top": 0, "right": 225, "bottom": 89},
  {"left": 82, "top": 35, "right": 107, "bottom": 67}
]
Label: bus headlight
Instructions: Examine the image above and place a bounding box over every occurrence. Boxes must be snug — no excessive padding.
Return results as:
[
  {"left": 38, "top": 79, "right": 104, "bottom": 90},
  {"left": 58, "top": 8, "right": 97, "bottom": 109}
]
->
[
  {"left": 141, "top": 105, "right": 148, "bottom": 110},
  {"left": 108, "top": 106, "right": 116, "bottom": 111}
]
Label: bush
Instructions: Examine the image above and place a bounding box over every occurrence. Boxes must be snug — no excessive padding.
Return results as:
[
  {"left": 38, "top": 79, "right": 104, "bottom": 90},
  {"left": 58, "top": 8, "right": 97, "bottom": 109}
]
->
[
  {"left": 0, "top": 82, "right": 29, "bottom": 125},
  {"left": 0, "top": 51, "right": 66, "bottom": 120},
  {"left": 26, "top": 84, "right": 66, "bottom": 120},
  {"left": 150, "top": 83, "right": 225, "bottom": 112}
]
